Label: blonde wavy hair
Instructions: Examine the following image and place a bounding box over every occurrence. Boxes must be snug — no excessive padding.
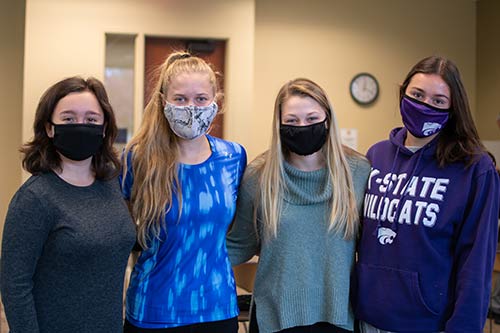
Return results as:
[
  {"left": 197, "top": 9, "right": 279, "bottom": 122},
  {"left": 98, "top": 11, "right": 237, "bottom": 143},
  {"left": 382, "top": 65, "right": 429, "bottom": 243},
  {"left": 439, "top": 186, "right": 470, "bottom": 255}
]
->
[
  {"left": 123, "top": 51, "right": 219, "bottom": 249},
  {"left": 254, "top": 78, "right": 361, "bottom": 241}
]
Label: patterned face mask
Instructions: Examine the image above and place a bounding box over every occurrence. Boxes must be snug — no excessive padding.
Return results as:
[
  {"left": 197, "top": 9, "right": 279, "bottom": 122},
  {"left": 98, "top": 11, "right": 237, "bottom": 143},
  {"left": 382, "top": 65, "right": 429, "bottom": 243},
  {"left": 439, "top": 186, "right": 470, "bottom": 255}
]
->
[{"left": 163, "top": 101, "right": 218, "bottom": 140}]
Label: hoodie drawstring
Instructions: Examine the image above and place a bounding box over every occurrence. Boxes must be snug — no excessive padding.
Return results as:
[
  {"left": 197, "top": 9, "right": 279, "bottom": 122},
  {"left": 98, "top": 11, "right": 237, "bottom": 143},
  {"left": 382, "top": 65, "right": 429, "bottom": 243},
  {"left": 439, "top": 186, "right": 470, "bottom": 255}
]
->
[{"left": 373, "top": 144, "right": 426, "bottom": 239}]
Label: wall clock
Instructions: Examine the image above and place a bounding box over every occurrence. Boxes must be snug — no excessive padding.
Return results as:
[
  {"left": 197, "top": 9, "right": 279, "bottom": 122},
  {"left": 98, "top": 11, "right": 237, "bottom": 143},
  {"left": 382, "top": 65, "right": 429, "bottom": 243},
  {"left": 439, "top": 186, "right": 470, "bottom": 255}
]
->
[{"left": 350, "top": 73, "right": 379, "bottom": 105}]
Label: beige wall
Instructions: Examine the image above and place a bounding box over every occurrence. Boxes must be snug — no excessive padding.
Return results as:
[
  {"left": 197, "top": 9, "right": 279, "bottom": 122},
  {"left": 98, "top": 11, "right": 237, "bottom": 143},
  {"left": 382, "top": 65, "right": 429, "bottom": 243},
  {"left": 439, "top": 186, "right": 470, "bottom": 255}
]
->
[
  {"left": 23, "top": 0, "right": 255, "bottom": 156},
  {"left": 1, "top": 0, "right": 493, "bottom": 257},
  {"left": 253, "top": 0, "right": 476, "bottom": 156},
  {"left": 0, "top": 1, "right": 25, "bottom": 245},
  {"left": 22, "top": 0, "right": 478, "bottom": 161},
  {"left": 477, "top": 0, "right": 500, "bottom": 141}
]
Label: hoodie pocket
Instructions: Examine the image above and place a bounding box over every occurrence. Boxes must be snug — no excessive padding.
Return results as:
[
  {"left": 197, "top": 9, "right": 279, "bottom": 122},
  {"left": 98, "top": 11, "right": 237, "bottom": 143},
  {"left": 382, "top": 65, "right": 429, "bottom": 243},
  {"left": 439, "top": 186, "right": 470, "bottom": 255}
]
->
[{"left": 354, "top": 262, "right": 439, "bottom": 319}]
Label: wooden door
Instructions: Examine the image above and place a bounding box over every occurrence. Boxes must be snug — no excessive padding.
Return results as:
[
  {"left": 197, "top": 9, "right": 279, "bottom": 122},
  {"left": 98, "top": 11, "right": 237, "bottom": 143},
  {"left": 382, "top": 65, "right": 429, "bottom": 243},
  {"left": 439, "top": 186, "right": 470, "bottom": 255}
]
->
[{"left": 144, "top": 37, "right": 226, "bottom": 138}]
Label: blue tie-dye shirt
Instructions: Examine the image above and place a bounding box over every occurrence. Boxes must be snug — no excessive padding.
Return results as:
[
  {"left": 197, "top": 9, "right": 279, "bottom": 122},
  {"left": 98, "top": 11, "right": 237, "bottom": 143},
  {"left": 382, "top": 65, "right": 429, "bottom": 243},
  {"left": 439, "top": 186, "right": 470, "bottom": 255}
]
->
[{"left": 120, "top": 135, "right": 247, "bottom": 328}]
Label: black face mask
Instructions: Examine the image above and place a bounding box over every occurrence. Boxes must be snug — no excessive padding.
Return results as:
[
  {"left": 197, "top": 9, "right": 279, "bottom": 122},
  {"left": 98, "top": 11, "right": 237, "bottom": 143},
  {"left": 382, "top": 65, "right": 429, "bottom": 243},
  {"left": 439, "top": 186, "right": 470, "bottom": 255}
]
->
[
  {"left": 280, "top": 119, "right": 328, "bottom": 156},
  {"left": 51, "top": 123, "right": 104, "bottom": 161}
]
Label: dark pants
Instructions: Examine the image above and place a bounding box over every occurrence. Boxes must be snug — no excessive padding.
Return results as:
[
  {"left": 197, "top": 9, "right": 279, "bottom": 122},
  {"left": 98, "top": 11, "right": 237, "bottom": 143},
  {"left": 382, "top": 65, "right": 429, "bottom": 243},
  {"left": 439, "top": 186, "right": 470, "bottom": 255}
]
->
[
  {"left": 249, "top": 302, "right": 352, "bottom": 333},
  {"left": 276, "top": 322, "right": 352, "bottom": 333},
  {"left": 123, "top": 317, "right": 238, "bottom": 333}
]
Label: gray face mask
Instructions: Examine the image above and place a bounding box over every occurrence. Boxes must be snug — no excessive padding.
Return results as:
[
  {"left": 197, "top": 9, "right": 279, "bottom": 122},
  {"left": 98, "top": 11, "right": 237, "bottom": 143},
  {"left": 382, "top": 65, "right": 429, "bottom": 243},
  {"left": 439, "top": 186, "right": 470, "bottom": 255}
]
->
[{"left": 163, "top": 101, "right": 218, "bottom": 140}]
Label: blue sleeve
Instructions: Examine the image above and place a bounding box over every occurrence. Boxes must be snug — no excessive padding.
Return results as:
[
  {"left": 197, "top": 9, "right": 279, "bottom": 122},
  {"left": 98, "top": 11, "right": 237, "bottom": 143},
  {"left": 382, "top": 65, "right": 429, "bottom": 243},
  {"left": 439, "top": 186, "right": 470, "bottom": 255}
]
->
[
  {"left": 237, "top": 145, "right": 247, "bottom": 185},
  {"left": 119, "top": 150, "right": 134, "bottom": 200},
  {"left": 445, "top": 167, "right": 500, "bottom": 331}
]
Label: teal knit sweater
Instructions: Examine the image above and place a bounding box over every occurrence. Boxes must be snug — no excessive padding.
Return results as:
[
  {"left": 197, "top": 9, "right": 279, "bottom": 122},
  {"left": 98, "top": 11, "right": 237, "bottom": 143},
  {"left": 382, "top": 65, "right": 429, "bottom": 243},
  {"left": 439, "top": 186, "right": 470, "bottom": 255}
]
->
[{"left": 227, "top": 155, "right": 370, "bottom": 333}]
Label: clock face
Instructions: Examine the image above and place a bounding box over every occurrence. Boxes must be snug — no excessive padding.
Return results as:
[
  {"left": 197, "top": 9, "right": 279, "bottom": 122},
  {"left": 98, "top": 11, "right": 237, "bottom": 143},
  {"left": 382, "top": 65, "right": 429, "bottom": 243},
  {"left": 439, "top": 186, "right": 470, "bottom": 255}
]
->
[{"left": 350, "top": 73, "right": 379, "bottom": 105}]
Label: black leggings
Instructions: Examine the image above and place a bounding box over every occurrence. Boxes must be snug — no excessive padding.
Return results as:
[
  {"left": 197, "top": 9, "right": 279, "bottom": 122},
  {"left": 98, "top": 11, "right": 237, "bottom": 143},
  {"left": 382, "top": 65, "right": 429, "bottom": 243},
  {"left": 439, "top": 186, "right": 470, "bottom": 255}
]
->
[
  {"left": 249, "top": 302, "right": 351, "bottom": 333},
  {"left": 123, "top": 317, "right": 238, "bottom": 333},
  {"left": 277, "top": 322, "right": 353, "bottom": 333}
]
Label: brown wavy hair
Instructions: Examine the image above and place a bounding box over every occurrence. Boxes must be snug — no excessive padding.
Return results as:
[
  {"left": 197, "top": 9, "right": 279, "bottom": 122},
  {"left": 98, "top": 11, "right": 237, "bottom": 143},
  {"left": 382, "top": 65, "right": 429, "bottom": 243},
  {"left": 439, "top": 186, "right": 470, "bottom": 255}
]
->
[{"left": 21, "top": 76, "right": 120, "bottom": 179}]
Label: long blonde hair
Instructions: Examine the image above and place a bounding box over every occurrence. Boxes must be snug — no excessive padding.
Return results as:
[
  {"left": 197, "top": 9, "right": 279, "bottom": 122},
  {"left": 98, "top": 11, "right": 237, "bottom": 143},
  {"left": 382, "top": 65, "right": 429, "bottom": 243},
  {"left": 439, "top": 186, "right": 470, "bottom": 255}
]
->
[
  {"left": 256, "top": 78, "right": 361, "bottom": 241},
  {"left": 123, "top": 51, "right": 219, "bottom": 249}
]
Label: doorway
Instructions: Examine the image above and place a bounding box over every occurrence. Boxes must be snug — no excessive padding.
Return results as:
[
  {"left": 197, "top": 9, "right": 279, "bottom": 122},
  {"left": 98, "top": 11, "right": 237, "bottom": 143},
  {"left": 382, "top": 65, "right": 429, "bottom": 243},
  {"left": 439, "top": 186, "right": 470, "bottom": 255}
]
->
[{"left": 144, "top": 37, "right": 226, "bottom": 138}]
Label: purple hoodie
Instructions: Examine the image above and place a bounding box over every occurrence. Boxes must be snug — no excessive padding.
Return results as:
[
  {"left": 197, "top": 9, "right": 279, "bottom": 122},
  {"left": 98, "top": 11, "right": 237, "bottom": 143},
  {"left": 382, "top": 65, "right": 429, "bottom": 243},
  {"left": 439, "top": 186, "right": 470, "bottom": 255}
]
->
[{"left": 353, "top": 127, "right": 499, "bottom": 332}]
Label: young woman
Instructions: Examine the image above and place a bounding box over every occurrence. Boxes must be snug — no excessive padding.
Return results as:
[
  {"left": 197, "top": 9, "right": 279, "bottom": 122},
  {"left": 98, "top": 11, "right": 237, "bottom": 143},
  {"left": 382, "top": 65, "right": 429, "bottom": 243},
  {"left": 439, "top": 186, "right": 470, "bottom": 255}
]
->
[
  {"left": 121, "top": 52, "right": 247, "bottom": 333},
  {"left": 0, "top": 76, "right": 136, "bottom": 333},
  {"left": 353, "top": 56, "right": 500, "bottom": 332},
  {"left": 227, "top": 78, "right": 370, "bottom": 333}
]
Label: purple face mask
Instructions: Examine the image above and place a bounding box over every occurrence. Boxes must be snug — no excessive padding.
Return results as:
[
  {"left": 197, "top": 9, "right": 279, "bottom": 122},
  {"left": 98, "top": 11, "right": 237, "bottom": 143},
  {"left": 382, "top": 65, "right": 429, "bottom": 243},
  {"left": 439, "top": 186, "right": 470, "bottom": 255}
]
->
[{"left": 400, "top": 95, "right": 450, "bottom": 138}]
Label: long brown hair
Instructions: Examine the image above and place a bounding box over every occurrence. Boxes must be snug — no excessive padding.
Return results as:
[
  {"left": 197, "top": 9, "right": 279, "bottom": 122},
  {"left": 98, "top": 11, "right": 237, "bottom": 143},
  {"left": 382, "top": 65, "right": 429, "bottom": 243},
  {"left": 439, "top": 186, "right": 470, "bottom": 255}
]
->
[
  {"left": 400, "top": 56, "right": 485, "bottom": 167},
  {"left": 21, "top": 76, "right": 120, "bottom": 179}
]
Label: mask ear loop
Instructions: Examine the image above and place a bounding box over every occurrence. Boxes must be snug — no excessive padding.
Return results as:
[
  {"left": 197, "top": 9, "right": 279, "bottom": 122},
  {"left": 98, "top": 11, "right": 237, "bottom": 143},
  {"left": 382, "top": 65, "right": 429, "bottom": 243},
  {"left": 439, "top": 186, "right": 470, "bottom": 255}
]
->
[{"left": 46, "top": 120, "right": 56, "bottom": 138}]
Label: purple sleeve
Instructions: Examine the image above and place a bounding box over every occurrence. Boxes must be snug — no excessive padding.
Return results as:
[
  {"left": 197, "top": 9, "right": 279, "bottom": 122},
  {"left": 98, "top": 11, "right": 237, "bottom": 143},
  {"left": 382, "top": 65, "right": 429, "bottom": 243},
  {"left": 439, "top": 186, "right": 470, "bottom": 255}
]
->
[{"left": 445, "top": 167, "right": 499, "bottom": 331}]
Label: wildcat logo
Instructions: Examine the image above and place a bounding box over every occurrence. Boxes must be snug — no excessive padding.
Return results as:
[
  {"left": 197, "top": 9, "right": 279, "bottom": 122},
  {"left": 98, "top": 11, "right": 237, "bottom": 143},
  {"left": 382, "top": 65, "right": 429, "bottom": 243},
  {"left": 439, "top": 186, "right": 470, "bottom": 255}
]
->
[
  {"left": 422, "top": 122, "right": 442, "bottom": 136},
  {"left": 377, "top": 227, "right": 396, "bottom": 245}
]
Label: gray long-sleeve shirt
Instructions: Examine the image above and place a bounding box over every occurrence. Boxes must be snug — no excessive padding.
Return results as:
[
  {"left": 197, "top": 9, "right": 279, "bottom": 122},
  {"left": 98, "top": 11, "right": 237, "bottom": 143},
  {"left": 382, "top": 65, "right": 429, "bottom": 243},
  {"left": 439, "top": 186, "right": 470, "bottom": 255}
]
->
[{"left": 1, "top": 171, "right": 136, "bottom": 333}]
